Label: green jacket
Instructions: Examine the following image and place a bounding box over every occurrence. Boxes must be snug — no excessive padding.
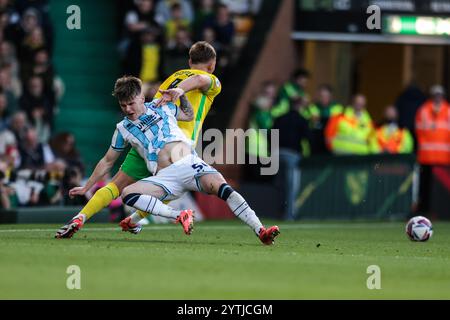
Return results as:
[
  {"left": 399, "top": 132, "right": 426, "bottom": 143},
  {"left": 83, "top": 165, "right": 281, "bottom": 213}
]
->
[
  {"left": 271, "top": 82, "right": 307, "bottom": 118},
  {"left": 302, "top": 102, "right": 344, "bottom": 129},
  {"left": 246, "top": 108, "right": 272, "bottom": 158}
]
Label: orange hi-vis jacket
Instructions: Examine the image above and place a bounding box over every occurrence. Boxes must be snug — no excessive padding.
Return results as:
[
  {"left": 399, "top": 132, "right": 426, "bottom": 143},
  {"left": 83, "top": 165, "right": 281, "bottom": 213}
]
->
[
  {"left": 376, "top": 124, "right": 414, "bottom": 154},
  {"left": 415, "top": 99, "right": 450, "bottom": 165},
  {"left": 324, "top": 107, "right": 379, "bottom": 155}
]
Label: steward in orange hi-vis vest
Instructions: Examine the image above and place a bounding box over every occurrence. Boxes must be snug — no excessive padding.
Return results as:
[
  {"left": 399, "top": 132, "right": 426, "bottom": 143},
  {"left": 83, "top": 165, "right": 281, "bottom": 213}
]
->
[
  {"left": 415, "top": 99, "right": 450, "bottom": 165},
  {"left": 376, "top": 124, "right": 414, "bottom": 154}
]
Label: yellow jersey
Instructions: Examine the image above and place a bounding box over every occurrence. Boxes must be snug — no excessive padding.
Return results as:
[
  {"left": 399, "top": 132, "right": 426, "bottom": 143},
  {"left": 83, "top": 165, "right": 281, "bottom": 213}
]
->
[{"left": 155, "top": 69, "right": 221, "bottom": 144}]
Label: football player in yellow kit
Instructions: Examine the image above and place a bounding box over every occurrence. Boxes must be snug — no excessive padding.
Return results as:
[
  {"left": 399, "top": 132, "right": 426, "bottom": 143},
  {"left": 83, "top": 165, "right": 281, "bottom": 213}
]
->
[{"left": 55, "top": 41, "right": 221, "bottom": 238}]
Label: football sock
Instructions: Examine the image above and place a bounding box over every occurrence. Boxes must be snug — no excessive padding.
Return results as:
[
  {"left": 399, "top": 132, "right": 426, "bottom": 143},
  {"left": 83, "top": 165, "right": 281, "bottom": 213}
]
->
[
  {"left": 123, "top": 193, "right": 179, "bottom": 220},
  {"left": 80, "top": 182, "right": 119, "bottom": 220},
  {"left": 129, "top": 210, "right": 149, "bottom": 224},
  {"left": 218, "top": 184, "right": 263, "bottom": 235}
]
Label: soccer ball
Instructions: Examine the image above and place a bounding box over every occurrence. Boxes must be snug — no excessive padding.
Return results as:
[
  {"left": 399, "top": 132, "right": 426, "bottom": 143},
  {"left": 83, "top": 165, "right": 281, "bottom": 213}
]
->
[{"left": 405, "top": 216, "right": 433, "bottom": 242}]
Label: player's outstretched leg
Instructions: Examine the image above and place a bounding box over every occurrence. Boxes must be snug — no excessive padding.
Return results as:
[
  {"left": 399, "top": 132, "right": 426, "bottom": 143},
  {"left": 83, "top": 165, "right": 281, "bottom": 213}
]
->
[
  {"left": 218, "top": 183, "right": 280, "bottom": 245},
  {"left": 54, "top": 182, "right": 120, "bottom": 238},
  {"left": 121, "top": 186, "right": 194, "bottom": 235},
  {"left": 119, "top": 216, "right": 143, "bottom": 234},
  {"left": 258, "top": 225, "right": 281, "bottom": 245},
  {"left": 200, "top": 174, "right": 280, "bottom": 245},
  {"left": 119, "top": 210, "right": 148, "bottom": 234},
  {"left": 175, "top": 209, "right": 194, "bottom": 235},
  {"left": 55, "top": 215, "right": 85, "bottom": 239}
]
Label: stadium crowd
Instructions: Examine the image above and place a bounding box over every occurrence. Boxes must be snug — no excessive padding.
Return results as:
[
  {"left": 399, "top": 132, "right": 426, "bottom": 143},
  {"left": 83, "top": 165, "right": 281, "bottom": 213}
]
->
[
  {"left": 117, "top": 0, "right": 260, "bottom": 97},
  {"left": 247, "top": 68, "right": 449, "bottom": 160},
  {"left": 0, "top": 0, "right": 86, "bottom": 210},
  {"left": 0, "top": 0, "right": 262, "bottom": 211}
]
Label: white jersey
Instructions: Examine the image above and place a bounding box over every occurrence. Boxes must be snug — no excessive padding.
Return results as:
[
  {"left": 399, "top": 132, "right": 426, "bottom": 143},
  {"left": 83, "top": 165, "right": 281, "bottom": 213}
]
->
[{"left": 110, "top": 100, "right": 192, "bottom": 175}]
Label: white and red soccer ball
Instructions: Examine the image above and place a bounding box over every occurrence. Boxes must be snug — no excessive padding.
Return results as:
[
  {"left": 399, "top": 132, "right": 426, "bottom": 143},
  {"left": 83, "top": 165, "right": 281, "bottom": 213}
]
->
[{"left": 405, "top": 216, "right": 433, "bottom": 242}]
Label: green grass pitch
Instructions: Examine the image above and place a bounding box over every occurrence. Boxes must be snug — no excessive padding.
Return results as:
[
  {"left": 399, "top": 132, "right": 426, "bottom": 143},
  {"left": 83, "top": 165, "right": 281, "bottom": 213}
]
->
[{"left": 0, "top": 220, "right": 449, "bottom": 299}]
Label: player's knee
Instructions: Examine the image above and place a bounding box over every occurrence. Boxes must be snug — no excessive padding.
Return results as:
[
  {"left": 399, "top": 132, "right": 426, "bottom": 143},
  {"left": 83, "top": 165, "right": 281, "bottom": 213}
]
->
[
  {"left": 121, "top": 185, "right": 135, "bottom": 199},
  {"left": 113, "top": 171, "right": 135, "bottom": 192},
  {"left": 218, "top": 183, "right": 234, "bottom": 201},
  {"left": 122, "top": 191, "right": 141, "bottom": 207},
  {"left": 200, "top": 174, "right": 227, "bottom": 195}
]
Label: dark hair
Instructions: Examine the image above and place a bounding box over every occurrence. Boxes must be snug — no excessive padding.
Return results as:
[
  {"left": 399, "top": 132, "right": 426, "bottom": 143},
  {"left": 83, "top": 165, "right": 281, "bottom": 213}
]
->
[
  {"left": 293, "top": 68, "right": 310, "bottom": 80},
  {"left": 318, "top": 84, "right": 333, "bottom": 93},
  {"left": 189, "top": 41, "right": 216, "bottom": 64},
  {"left": 112, "top": 76, "right": 142, "bottom": 102},
  {"left": 171, "top": 2, "right": 181, "bottom": 11}
]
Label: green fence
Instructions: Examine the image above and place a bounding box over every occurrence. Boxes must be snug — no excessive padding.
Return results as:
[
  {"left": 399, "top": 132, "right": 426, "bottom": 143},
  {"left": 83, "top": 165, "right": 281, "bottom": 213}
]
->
[{"left": 295, "top": 154, "right": 416, "bottom": 220}]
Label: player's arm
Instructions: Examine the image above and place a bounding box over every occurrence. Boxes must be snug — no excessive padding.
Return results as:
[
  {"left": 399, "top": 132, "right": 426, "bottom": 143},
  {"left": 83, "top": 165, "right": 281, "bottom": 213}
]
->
[
  {"left": 176, "top": 94, "right": 194, "bottom": 121},
  {"left": 156, "top": 74, "right": 212, "bottom": 106},
  {"left": 69, "top": 147, "right": 122, "bottom": 198},
  {"left": 177, "top": 74, "right": 212, "bottom": 93}
]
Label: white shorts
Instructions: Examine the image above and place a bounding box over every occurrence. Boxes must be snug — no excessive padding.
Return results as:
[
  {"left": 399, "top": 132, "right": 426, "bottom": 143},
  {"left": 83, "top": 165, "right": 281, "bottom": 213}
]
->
[{"left": 140, "top": 154, "right": 220, "bottom": 201}]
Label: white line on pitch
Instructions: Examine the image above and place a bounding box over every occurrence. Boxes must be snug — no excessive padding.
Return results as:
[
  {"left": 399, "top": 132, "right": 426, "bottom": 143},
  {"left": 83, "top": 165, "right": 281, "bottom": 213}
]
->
[{"left": 0, "top": 223, "right": 401, "bottom": 233}]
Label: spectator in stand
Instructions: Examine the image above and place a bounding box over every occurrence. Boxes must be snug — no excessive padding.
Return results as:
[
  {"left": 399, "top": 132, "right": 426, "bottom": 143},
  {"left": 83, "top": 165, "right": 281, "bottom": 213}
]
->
[
  {"left": 0, "top": 0, "right": 20, "bottom": 23},
  {"left": 220, "top": 0, "right": 262, "bottom": 16},
  {"left": 0, "top": 125, "right": 16, "bottom": 154},
  {"left": 155, "top": 0, "right": 194, "bottom": 26},
  {"left": 162, "top": 26, "right": 192, "bottom": 76},
  {"left": 62, "top": 165, "right": 87, "bottom": 206},
  {"left": 303, "top": 84, "right": 343, "bottom": 155},
  {"left": 201, "top": 26, "right": 228, "bottom": 74},
  {"left": 49, "top": 132, "right": 85, "bottom": 175},
  {"left": 6, "top": 7, "right": 38, "bottom": 48},
  {"left": 204, "top": 3, "right": 235, "bottom": 48},
  {"left": 273, "top": 96, "right": 310, "bottom": 156},
  {"left": 123, "top": 0, "right": 159, "bottom": 39},
  {"left": 415, "top": 85, "right": 450, "bottom": 216},
  {"left": 192, "top": 0, "right": 215, "bottom": 41},
  {"left": 0, "top": 65, "right": 21, "bottom": 114},
  {"left": 246, "top": 81, "right": 278, "bottom": 166},
  {"left": 325, "top": 94, "right": 379, "bottom": 155},
  {"left": 14, "top": 0, "right": 53, "bottom": 48},
  {"left": 19, "top": 75, "right": 53, "bottom": 128},
  {"left": 8, "top": 110, "right": 28, "bottom": 147},
  {"left": 0, "top": 157, "right": 14, "bottom": 210},
  {"left": 0, "top": 8, "right": 18, "bottom": 44},
  {"left": 28, "top": 104, "right": 50, "bottom": 143},
  {"left": 14, "top": 8, "right": 52, "bottom": 61},
  {"left": 18, "top": 26, "right": 47, "bottom": 67},
  {"left": 272, "top": 96, "right": 310, "bottom": 220},
  {"left": 0, "top": 93, "right": 18, "bottom": 169},
  {"left": 0, "top": 90, "right": 8, "bottom": 127},
  {"left": 376, "top": 105, "right": 413, "bottom": 154},
  {"left": 21, "top": 49, "right": 54, "bottom": 99},
  {"left": 395, "top": 83, "right": 427, "bottom": 149},
  {"left": 164, "top": 2, "right": 191, "bottom": 44},
  {"left": 0, "top": 40, "right": 19, "bottom": 81},
  {"left": 124, "top": 27, "right": 162, "bottom": 83},
  {"left": 271, "top": 68, "right": 310, "bottom": 118},
  {"left": 17, "top": 126, "right": 54, "bottom": 170}
]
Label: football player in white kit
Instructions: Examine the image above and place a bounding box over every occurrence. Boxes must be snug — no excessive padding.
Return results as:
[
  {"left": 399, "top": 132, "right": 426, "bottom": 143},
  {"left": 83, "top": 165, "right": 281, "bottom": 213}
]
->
[{"left": 68, "top": 76, "right": 280, "bottom": 245}]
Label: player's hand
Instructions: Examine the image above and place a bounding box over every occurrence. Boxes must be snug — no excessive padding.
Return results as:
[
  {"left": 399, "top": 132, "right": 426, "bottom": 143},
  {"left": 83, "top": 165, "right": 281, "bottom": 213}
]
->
[
  {"left": 155, "top": 88, "right": 185, "bottom": 107},
  {"left": 69, "top": 186, "right": 86, "bottom": 199}
]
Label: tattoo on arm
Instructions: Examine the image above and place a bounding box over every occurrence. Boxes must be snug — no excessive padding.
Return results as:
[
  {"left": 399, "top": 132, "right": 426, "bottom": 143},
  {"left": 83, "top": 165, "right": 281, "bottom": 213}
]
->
[{"left": 179, "top": 94, "right": 194, "bottom": 119}]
